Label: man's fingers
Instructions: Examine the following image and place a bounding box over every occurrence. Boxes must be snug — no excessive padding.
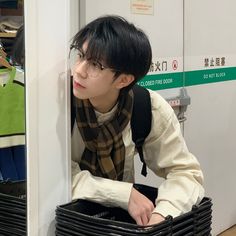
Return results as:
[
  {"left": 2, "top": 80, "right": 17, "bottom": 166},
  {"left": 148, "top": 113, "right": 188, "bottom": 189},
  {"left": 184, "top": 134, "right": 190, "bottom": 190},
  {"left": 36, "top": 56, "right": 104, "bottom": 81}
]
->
[
  {"left": 147, "top": 213, "right": 165, "bottom": 225},
  {"left": 136, "top": 216, "right": 143, "bottom": 226},
  {"left": 128, "top": 187, "right": 155, "bottom": 226},
  {"left": 141, "top": 214, "right": 149, "bottom": 226},
  {"left": 134, "top": 207, "right": 152, "bottom": 225}
]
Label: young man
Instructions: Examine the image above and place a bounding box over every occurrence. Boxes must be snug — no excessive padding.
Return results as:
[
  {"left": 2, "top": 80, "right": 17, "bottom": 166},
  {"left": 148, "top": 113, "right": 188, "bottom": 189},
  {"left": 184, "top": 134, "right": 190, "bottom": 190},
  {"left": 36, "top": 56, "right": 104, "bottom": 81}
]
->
[{"left": 71, "top": 15, "right": 204, "bottom": 226}]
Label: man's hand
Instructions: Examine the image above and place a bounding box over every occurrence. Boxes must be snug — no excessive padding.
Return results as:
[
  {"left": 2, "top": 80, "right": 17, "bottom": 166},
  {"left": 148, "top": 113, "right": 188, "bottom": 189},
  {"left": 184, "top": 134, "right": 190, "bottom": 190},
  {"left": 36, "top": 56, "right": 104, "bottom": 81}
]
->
[
  {"left": 128, "top": 187, "right": 154, "bottom": 225},
  {"left": 147, "top": 213, "right": 165, "bottom": 225}
]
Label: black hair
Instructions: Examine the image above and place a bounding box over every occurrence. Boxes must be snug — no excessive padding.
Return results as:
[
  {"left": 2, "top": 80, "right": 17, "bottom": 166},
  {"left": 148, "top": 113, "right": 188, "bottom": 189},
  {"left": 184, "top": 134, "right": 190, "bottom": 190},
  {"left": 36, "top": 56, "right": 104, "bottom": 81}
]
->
[
  {"left": 71, "top": 15, "right": 152, "bottom": 90},
  {"left": 11, "top": 25, "right": 24, "bottom": 68}
]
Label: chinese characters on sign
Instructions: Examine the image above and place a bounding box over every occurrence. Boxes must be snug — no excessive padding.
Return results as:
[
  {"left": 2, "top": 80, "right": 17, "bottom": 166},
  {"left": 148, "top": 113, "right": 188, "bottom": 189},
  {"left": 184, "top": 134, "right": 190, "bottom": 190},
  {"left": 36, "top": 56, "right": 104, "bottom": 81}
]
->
[
  {"left": 139, "top": 57, "right": 183, "bottom": 90},
  {"left": 204, "top": 57, "right": 226, "bottom": 67},
  {"left": 149, "top": 60, "right": 167, "bottom": 72},
  {"left": 203, "top": 56, "right": 227, "bottom": 81},
  {"left": 149, "top": 59, "right": 179, "bottom": 73}
]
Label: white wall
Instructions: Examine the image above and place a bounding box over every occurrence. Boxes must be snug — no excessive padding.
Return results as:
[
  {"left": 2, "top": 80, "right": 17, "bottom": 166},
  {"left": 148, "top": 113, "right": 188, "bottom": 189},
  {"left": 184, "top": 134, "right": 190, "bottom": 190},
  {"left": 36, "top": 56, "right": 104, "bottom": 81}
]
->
[
  {"left": 184, "top": 0, "right": 236, "bottom": 234},
  {"left": 80, "top": 0, "right": 183, "bottom": 58},
  {"left": 185, "top": 82, "right": 236, "bottom": 235},
  {"left": 25, "top": 0, "right": 72, "bottom": 235}
]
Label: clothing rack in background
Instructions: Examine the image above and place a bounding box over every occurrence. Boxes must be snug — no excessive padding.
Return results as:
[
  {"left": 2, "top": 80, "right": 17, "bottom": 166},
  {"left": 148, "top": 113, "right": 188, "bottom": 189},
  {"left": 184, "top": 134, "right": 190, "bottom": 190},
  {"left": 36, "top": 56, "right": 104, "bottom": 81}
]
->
[{"left": 0, "top": 0, "right": 23, "bottom": 55}]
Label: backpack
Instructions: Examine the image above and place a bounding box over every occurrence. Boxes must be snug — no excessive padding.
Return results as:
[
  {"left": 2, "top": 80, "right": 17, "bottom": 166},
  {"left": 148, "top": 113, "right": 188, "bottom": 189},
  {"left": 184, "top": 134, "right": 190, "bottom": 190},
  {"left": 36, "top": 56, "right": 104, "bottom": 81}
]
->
[{"left": 71, "top": 84, "right": 152, "bottom": 177}]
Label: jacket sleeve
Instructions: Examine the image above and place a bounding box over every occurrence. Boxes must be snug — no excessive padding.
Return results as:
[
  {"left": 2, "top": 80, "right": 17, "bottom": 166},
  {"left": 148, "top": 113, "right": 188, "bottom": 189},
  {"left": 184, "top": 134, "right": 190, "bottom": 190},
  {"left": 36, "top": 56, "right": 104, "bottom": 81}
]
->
[
  {"left": 143, "top": 90, "right": 205, "bottom": 218},
  {"left": 72, "top": 162, "right": 133, "bottom": 209}
]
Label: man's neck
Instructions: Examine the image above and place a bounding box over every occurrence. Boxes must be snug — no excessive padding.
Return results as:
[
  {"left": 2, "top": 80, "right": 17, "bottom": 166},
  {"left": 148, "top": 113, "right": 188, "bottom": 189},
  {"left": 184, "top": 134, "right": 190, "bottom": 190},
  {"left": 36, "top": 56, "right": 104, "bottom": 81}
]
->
[{"left": 89, "top": 89, "right": 120, "bottom": 113}]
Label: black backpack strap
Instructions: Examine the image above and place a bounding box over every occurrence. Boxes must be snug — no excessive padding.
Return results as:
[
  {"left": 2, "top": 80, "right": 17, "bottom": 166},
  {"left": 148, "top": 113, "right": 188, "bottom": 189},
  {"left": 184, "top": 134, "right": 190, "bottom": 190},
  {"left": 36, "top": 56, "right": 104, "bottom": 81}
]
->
[{"left": 131, "top": 84, "right": 152, "bottom": 177}]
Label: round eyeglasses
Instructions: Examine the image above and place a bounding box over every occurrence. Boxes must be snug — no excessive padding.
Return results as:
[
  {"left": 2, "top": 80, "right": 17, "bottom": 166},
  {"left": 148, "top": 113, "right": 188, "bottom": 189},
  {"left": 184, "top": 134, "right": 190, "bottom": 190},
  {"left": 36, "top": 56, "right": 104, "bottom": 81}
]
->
[{"left": 70, "top": 49, "right": 116, "bottom": 78}]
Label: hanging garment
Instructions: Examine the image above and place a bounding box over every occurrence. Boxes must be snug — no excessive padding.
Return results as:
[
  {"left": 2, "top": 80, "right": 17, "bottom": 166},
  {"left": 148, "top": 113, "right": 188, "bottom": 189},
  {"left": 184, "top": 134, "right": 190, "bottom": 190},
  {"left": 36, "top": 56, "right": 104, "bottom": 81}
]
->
[
  {"left": 0, "top": 67, "right": 26, "bottom": 181},
  {"left": 0, "top": 147, "right": 18, "bottom": 180},
  {"left": 0, "top": 67, "right": 25, "bottom": 148},
  {"left": 0, "top": 145, "right": 25, "bottom": 180}
]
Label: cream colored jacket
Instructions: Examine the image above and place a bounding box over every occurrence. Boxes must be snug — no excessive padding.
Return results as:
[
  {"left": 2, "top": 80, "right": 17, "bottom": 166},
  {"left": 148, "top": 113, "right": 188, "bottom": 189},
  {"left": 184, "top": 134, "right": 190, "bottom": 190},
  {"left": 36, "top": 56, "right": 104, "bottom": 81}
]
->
[{"left": 71, "top": 89, "right": 204, "bottom": 218}]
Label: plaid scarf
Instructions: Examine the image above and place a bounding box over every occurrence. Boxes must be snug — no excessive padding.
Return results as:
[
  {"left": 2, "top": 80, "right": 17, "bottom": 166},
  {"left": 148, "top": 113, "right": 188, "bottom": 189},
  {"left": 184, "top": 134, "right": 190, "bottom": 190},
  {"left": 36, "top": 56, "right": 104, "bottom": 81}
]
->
[{"left": 75, "top": 90, "right": 133, "bottom": 180}]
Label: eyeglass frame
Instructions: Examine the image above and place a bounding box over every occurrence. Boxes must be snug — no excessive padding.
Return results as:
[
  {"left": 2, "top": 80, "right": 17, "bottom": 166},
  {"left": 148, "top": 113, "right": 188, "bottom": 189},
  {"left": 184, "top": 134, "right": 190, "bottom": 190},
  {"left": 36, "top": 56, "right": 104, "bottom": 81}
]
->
[{"left": 70, "top": 45, "right": 120, "bottom": 78}]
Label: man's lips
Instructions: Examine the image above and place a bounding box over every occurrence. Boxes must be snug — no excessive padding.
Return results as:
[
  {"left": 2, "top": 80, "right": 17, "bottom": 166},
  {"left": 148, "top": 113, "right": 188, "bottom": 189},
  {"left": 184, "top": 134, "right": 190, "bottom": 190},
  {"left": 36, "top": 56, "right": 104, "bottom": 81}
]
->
[{"left": 73, "top": 80, "right": 86, "bottom": 89}]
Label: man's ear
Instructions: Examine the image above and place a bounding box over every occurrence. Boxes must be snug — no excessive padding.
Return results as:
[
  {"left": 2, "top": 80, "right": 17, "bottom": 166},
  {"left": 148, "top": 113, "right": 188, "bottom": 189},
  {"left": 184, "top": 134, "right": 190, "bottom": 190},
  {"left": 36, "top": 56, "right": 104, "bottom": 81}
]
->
[{"left": 115, "top": 74, "right": 135, "bottom": 89}]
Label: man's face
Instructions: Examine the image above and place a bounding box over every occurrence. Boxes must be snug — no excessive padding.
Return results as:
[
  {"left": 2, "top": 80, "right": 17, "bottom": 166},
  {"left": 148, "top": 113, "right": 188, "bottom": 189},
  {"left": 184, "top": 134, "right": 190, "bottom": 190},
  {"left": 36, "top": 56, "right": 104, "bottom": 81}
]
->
[{"left": 72, "top": 43, "right": 118, "bottom": 101}]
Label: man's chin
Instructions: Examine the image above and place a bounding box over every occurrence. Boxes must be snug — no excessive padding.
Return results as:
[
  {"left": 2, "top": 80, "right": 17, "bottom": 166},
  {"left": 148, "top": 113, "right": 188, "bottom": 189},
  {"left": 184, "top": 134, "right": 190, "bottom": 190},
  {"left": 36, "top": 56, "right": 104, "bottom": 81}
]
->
[{"left": 73, "top": 89, "right": 89, "bottom": 100}]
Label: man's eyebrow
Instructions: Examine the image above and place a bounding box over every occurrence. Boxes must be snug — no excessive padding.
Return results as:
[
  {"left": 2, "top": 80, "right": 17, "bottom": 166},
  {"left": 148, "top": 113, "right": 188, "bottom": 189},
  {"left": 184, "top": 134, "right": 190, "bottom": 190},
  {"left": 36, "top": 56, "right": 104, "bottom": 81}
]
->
[
  {"left": 77, "top": 48, "right": 85, "bottom": 54},
  {"left": 70, "top": 44, "right": 85, "bottom": 53}
]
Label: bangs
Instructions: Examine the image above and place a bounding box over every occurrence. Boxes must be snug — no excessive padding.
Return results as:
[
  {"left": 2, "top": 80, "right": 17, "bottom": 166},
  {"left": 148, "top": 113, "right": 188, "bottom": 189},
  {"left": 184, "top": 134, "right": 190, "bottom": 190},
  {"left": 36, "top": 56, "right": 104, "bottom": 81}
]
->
[
  {"left": 71, "top": 25, "right": 119, "bottom": 69},
  {"left": 71, "top": 31, "right": 111, "bottom": 67},
  {"left": 85, "top": 37, "right": 108, "bottom": 65}
]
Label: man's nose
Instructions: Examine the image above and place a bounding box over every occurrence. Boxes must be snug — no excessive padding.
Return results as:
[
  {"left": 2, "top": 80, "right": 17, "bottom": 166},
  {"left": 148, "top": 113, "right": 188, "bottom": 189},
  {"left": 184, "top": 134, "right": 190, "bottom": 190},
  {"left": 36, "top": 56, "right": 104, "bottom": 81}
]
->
[{"left": 74, "top": 60, "right": 88, "bottom": 78}]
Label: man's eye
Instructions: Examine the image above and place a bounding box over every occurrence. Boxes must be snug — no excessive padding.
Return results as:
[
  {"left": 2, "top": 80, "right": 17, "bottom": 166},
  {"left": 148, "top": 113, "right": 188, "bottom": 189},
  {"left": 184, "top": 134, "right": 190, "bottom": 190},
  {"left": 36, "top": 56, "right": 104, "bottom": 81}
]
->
[
  {"left": 77, "top": 51, "right": 84, "bottom": 59},
  {"left": 91, "top": 61, "right": 101, "bottom": 69}
]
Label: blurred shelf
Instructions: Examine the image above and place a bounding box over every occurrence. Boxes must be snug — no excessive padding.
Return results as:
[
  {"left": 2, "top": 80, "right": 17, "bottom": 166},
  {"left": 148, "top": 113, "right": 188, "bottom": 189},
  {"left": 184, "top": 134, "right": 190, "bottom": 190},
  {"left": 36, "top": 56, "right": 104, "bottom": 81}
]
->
[{"left": 0, "top": 32, "right": 16, "bottom": 38}]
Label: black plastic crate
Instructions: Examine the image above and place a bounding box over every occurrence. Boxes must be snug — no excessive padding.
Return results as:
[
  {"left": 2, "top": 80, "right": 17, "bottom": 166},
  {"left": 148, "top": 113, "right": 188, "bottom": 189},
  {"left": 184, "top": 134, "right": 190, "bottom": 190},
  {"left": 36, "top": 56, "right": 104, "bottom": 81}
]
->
[
  {"left": 0, "top": 182, "right": 26, "bottom": 236},
  {"left": 55, "top": 184, "right": 212, "bottom": 236}
]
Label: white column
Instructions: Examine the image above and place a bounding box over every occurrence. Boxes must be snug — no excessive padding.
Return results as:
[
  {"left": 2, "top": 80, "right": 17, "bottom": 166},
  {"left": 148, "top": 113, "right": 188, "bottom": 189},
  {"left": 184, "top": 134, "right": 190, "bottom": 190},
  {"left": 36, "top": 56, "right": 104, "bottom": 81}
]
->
[{"left": 25, "top": 0, "right": 74, "bottom": 235}]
